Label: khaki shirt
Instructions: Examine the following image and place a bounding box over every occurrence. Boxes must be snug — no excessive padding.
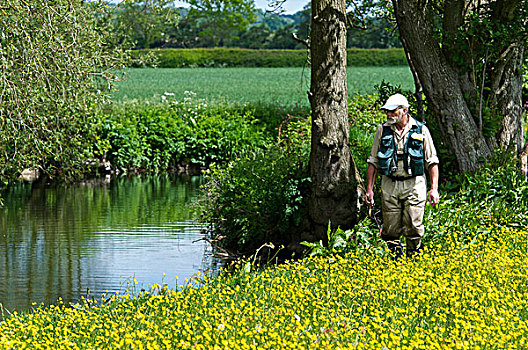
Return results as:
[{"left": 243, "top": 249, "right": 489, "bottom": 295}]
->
[{"left": 367, "top": 117, "right": 439, "bottom": 177}]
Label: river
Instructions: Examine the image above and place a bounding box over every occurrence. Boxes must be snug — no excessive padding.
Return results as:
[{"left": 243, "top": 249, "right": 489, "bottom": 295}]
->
[{"left": 0, "top": 175, "right": 212, "bottom": 313}]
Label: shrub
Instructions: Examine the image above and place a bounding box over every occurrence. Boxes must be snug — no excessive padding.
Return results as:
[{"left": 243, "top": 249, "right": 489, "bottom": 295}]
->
[
  {"left": 347, "top": 48, "right": 407, "bottom": 66},
  {"left": 0, "top": 0, "right": 125, "bottom": 181},
  {"left": 457, "top": 148, "right": 528, "bottom": 205},
  {"left": 128, "top": 48, "right": 407, "bottom": 68},
  {"left": 348, "top": 94, "right": 386, "bottom": 177},
  {"left": 423, "top": 149, "right": 528, "bottom": 246},
  {"left": 201, "top": 116, "right": 311, "bottom": 254},
  {"left": 200, "top": 94, "right": 386, "bottom": 255},
  {"left": 130, "top": 48, "right": 309, "bottom": 68},
  {"left": 99, "top": 95, "right": 272, "bottom": 172},
  {"left": 202, "top": 88, "right": 528, "bottom": 259}
]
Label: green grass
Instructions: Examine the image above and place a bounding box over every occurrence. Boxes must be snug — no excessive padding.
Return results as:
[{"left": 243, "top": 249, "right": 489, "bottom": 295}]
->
[{"left": 112, "top": 67, "right": 413, "bottom": 107}]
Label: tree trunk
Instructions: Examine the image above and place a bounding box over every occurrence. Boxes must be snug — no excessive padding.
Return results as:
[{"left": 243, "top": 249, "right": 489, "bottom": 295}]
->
[
  {"left": 521, "top": 142, "right": 528, "bottom": 177},
  {"left": 393, "top": 0, "right": 492, "bottom": 173},
  {"left": 490, "top": 45, "right": 525, "bottom": 151},
  {"left": 304, "top": 0, "right": 360, "bottom": 243},
  {"left": 393, "top": 0, "right": 525, "bottom": 173},
  {"left": 400, "top": 34, "right": 425, "bottom": 121}
]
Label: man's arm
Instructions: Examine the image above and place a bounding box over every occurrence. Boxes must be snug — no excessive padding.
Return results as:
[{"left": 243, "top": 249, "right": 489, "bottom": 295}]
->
[
  {"left": 428, "top": 163, "right": 439, "bottom": 206},
  {"left": 365, "top": 163, "right": 378, "bottom": 206}
]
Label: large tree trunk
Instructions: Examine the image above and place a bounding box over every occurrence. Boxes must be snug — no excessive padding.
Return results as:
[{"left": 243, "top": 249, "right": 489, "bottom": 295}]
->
[
  {"left": 304, "top": 0, "right": 360, "bottom": 242},
  {"left": 393, "top": 0, "right": 525, "bottom": 173},
  {"left": 393, "top": 0, "right": 492, "bottom": 173}
]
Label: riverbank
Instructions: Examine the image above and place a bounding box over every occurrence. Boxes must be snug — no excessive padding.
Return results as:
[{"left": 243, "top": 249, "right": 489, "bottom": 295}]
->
[
  {"left": 1, "top": 220, "right": 527, "bottom": 348},
  {"left": 2, "top": 156, "right": 528, "bottom": 348},
  {"left": 12, "top": 95, "right": 280, "bottom": 185}
]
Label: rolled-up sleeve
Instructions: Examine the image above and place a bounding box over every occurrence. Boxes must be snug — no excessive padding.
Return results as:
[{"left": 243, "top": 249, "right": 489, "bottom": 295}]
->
[
  {"left": 422, "top": 125, "right": 439, "bottom": 168},
  {"left": 367, "top": 125, "right": 384, "bottom": 169}
]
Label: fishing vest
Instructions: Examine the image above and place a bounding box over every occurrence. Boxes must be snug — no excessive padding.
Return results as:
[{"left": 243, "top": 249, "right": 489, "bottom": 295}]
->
[{"left": 377, "top": 121, "right": 425, "bottom": 177}]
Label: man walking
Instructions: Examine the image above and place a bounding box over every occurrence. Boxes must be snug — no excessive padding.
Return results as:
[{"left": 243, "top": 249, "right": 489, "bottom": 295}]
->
[{"left": 365, "top": 93, "right": 439, "bottom": 258}]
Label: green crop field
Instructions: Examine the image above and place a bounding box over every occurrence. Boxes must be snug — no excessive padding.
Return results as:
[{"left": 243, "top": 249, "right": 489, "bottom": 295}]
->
[{"left": 112, "top": 67, "right": 413, "bottom": 106}]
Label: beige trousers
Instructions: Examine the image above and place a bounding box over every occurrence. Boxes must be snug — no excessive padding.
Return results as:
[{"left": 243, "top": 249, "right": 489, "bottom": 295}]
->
[{"left": 381, "top": 175, "right": 427, "bottom": 252}]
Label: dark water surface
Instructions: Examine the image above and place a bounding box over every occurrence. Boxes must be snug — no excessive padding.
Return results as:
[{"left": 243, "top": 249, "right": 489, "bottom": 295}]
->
[{"left": 0, "top": 175, "right": 211, "bottom": 313}]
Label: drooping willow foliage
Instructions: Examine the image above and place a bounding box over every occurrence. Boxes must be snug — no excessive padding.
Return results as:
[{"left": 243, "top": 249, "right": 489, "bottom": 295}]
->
[{"left": 0, "top": 0, "right": 126, "bottom": 181}]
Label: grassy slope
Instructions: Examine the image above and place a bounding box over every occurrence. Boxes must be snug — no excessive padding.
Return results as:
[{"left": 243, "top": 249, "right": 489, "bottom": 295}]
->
[{"left": 112, "top": 67, "right": 413, "bottom": 106}]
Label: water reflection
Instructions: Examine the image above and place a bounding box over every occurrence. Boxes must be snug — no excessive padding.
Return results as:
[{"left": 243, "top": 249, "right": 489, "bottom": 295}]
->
[{"left": 0, "top": 175, "right": 211, "bottom": 313}]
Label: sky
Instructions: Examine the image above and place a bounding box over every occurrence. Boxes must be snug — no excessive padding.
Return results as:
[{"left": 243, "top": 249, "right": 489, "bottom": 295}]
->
[
  {"left": 256, "top": 0, "right": 309, "bottom": 14},
  {"left": 172, "top": 0, "right": 309, "bottom": 14}
]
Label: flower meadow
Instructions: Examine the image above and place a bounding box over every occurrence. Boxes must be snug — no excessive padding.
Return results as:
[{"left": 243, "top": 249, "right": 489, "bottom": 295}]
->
[{"left": 1, "top": 215, "right": 527, "bottom": 349}]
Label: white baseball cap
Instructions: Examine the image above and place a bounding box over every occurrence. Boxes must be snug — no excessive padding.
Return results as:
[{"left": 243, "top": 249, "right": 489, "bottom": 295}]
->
[{"left": 381, "top": 93, "right": 409, "bottom": 111}]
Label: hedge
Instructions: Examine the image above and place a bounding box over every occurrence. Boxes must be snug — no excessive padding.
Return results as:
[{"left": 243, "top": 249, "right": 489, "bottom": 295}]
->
[{"left": 129, "top": 48, "right": 407, "bottom": 68}]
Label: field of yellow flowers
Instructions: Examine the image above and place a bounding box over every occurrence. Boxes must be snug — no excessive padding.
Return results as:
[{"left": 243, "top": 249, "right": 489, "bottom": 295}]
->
[{"left": 1, "top": 213, "right": 527, "bottom": 349}]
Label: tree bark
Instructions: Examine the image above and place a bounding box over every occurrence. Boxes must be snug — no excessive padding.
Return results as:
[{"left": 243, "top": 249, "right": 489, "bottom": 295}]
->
[
  {"left": 393, "top": 0, "right": 525, "bottom": 173},
  {"left": 400, "top": 34, "right": 425, "bottom": 121},
  {"left": 491, "top": 46, "right": 524, "bottom": 148},
  {"left": 305, "top": 0, "right": 360, "bottom": 242},
  {"left": 520, "top": 141, "right": 528, "bottom": 177},
  {"left": 394, "top": 0, "right": 492, "bottom": 173}
]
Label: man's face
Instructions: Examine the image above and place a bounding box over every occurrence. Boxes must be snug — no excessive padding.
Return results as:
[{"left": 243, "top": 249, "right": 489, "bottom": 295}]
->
[{"left": 385, "top": 107, "right": 405, "bottom": 125}]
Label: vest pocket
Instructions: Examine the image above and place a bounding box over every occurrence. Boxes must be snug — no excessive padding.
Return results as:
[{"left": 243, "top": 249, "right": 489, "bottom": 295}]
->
[
  {"left": 378, "top": 135, "right": 395, "bottom": 175},
  {"left": 408, "top": 144, "right": 425, "bottom": 176}
]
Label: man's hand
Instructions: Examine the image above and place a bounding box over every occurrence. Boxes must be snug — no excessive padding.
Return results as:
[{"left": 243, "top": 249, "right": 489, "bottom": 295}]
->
[
  {"left": 427, "top": 163, "right": 440, "bottom": 207},
  {"left": 365, "top": 164, "right": 378, "bottom": 208},
  {"left": 365, "top": 190, "right": 375, "bottom": 207},
  {"left": 428, "top": 189, "right": 439, "bottom": 207}
]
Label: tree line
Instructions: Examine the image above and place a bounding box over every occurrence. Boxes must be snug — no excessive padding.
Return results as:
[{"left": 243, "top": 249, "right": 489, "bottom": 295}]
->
[{"left": 109, "top": 0, "right": 401, "bottom": 50}]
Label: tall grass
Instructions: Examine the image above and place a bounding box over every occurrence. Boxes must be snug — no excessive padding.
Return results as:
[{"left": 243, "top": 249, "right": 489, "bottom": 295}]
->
[{"left": 112, "top": 67, "right": 414, "bottom": 107}]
